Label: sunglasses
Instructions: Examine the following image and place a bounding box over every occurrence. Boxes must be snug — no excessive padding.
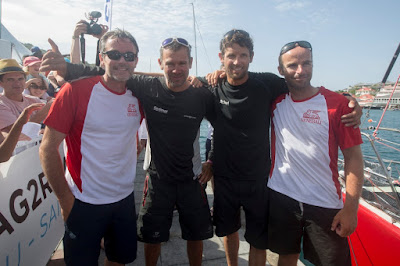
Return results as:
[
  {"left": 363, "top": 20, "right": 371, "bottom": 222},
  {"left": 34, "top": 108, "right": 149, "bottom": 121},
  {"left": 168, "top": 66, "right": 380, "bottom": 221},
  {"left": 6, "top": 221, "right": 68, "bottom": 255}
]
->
[
  {"left": 102, "top": 50, "right": 137, "bottom": 62},
  {"left": 224, "top": 29, "right": 250, "bottom": 39},
  {"left": 161, "top": 37, "right": 191, "bottom": 48},
  {"left": 29, "top": 83, "right": 47, "bottom": 90},
  {"left": 280, "top": 41, "right": 312, "bottom": 55}
]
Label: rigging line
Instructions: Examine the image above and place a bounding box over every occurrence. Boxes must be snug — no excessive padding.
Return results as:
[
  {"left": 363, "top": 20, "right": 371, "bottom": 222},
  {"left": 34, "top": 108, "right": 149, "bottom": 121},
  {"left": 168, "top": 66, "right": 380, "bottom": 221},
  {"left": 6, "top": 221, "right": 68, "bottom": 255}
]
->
[
  {"left": 193, "top": 16, "right": 214, "bottom": 72},
  {"left": 373, "top": 74, "right": 400, "bottom": 137},
  {"left": 374, "top": 139, "right": 400, "bottom": 153},
  {"left": 374, "top": 137, "right": 400, "bottom": 148}
]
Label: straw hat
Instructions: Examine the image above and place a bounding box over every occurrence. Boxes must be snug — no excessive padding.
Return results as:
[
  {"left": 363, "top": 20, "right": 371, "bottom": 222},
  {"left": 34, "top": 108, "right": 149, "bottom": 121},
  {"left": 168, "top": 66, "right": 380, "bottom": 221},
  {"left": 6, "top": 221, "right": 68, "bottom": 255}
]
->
[{"left": 0, "top": 59, "right": 28, "bottom": 76}]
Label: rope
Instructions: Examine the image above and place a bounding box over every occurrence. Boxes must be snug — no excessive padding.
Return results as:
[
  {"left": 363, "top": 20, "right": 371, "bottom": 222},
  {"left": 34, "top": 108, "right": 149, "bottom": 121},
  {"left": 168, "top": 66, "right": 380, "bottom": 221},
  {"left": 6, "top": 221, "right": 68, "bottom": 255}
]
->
[{"left": 373, "top": 74, "right": 400, "bottom": 137}]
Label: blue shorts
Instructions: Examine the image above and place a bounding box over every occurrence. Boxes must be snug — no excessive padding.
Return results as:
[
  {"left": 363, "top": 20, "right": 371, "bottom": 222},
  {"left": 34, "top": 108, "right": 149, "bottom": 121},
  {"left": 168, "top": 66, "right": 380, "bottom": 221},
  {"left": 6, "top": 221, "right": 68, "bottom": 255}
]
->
[
  {"left": 268, "top": 189, "right": 351, "bottom": 266},
  {"left": 63, "top": 192, "right": 137, "bottom": 266}
]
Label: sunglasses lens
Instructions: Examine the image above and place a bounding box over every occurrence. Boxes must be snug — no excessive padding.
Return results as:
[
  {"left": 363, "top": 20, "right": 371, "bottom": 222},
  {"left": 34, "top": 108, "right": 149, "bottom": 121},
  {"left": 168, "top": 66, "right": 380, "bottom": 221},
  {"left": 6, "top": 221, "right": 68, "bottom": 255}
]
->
[
  {"left": 29, "top": 84, "right": 39, "bottom": 89},
  {"left": 123, "top": 52, "right": 136, "bottom": 62},
  {"left": 106, "top": 51, "right": 122, "bottom": 60},
  {"left": 177, "top": 38, "right": 189, "bottom": 46},
  {"left": 280, "top": 41, "right": 312, "bottom": 55},
  {"left": 162, "top": 38, "right": 173, "bottom": 47}
]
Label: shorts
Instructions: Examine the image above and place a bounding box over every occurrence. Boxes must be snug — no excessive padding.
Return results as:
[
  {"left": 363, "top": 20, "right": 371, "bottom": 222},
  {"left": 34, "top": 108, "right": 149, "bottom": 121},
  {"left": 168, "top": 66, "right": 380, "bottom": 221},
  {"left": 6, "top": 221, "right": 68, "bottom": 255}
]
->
[
  {"left": 137, "top": 173, "right": 213, "bottom": 243},
  {"left": 63, "top": 192, "right": 137, "bottom": 266},
  {"left": 268, "top": 189, "right": 351, "bottom": 266},
  {"left": 213, "top": 176, "right": 269, "bottom": 249}
]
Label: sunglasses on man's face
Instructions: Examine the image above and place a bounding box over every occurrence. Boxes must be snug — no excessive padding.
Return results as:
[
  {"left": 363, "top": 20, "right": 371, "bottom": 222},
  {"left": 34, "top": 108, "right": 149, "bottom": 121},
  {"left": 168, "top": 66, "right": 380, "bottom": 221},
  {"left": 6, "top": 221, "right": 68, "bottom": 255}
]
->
[
  {"left": 29, "top": 83, "right": 46, "bottom": 90},
  {"left": 280, "top": 41, "right": 312, "bottom": 55},
  {"left": 161, "top": 37, "right": 191, "bottom": 48},
  {"left": 102, "top": 50, "right": 137, "bottom": 62}
]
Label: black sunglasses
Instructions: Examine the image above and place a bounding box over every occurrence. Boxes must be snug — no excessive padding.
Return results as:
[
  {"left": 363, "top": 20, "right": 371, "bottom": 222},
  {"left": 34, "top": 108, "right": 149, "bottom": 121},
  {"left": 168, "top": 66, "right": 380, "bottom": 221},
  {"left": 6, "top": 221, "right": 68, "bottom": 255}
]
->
[
  {"left": 102, "top": 50, "right": 137, "bottom": 62},
  {"left": 280, "top": 41, "right": 312, "bottom": 55},
  {"left": 161, "top": 37, "right": 191, "bottom": 48},
  {"left": 29, "top": 83, "right": 47, "bottom": 90},
  {"left": 224, "top": 29, "right": 250, "bottom": 39}
]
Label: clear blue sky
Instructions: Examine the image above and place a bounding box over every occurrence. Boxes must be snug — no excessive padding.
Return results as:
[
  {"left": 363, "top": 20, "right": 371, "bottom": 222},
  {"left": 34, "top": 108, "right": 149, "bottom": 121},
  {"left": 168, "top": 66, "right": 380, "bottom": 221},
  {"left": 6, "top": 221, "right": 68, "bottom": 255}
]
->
[{"left": 3, "top": 0, "right": 400, "bottom": 90}]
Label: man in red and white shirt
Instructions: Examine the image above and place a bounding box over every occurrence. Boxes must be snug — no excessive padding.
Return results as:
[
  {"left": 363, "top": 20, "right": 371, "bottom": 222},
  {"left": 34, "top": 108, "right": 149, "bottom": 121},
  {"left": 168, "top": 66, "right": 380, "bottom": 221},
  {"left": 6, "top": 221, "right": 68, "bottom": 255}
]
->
[
  {"left": 267, "top": 41, "right": 364, "bottom": 266},
  {"left": 39, "top": 29, "right": 143, "bottom": 266}
]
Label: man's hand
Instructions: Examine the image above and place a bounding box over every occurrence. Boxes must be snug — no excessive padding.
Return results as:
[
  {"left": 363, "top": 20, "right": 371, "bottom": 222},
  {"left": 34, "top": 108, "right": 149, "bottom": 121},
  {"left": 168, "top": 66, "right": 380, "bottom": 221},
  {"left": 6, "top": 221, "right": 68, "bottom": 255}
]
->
[
  {"left": 19, "top": 103, "right": 45, "bottom": 124},
  {"left": 73, "top": 20, "right": 88, "bottom": 38},
  {"left": 187, "top": 75, "right": 204, "bottom": 88},
  {"left": 331, "top": 206, "right": 358, "bottom": 237},
  {"left": 341, "top": 95, "right": 362, "bottom": 128},
  {"left": 40, "top": 38, "right": 67, "bottom": 77},
  {"left": 198, "top": 161, "right": 213, "bottom": 184},
  {"left": 206, "top": 70, "right": 226, "bottom": 87}
]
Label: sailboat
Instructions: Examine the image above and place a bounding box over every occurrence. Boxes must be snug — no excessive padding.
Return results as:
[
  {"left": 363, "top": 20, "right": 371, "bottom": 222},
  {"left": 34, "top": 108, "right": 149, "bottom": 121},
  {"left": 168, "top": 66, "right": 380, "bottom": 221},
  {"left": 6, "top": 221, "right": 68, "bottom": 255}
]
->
[{"left": 339, "top": 43, "right": 400, "bottom": 266}]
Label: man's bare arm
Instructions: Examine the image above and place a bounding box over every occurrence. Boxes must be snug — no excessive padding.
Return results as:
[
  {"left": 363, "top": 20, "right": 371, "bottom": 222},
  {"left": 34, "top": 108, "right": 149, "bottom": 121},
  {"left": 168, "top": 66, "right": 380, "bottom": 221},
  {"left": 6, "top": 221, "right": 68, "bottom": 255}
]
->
[
  {"left": 331, "top": 145, "right": 364, "bottom": 237},
  {"left": 39, "top": 126, "right": 75, "bottom": 221}
]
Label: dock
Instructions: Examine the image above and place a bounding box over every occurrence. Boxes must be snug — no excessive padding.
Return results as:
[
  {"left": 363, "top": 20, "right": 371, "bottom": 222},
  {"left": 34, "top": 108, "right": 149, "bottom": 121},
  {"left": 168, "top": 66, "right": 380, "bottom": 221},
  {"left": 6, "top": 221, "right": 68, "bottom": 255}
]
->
[{"left": 47, "top": 152, "right": 303, "bottom": 266}]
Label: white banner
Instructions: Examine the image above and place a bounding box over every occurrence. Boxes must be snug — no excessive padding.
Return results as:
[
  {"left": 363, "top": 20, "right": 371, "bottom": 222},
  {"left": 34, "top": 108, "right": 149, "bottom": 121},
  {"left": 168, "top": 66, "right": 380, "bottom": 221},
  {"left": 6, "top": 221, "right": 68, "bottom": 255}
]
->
[
  {"left": 0, "top": 142, "right": 64, "bottom": 266},
  {"left": 104, "top": 0, "right": 113, "bottom": 30}
]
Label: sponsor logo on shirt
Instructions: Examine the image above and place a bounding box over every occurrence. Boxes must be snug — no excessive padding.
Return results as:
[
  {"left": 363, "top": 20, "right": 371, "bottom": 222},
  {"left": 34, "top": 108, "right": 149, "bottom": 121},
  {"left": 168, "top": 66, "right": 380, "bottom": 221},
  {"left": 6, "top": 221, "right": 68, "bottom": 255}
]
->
[
  {"left": 153, "top": 106, "right": 168, "bottom": 114},
  {"left": 301, "top": 109, "right": 321, "bottom": 124},
  {"left": 220, "top": 99, "right": 229, "bottom": 105},
  {"left": 127, "top": 104, "right": 138, "bottom": 117}
]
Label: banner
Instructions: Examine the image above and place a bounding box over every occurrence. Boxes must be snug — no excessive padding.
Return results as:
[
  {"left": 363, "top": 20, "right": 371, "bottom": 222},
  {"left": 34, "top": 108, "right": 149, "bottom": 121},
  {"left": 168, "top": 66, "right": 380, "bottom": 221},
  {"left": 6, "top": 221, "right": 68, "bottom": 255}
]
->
[
  {"left": 0, "top": 141, "right": 64, "bottom": 266},
  {"left": 104, "top": 0, "right": 113, "bottom": 30}
]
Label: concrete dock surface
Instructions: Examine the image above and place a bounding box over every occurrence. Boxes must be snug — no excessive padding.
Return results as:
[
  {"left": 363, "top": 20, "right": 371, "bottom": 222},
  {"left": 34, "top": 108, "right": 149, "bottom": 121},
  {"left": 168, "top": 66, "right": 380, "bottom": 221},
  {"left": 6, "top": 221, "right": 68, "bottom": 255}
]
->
[{"left": 47, "top": 153, "right": 304, "bottom": 266}]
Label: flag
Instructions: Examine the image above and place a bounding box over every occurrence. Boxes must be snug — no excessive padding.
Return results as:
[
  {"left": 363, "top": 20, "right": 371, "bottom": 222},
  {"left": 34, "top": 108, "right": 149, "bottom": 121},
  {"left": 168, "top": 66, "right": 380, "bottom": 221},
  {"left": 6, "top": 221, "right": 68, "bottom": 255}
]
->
[{"left": 104, "top": 0, "right": 113, "bottom": 30}]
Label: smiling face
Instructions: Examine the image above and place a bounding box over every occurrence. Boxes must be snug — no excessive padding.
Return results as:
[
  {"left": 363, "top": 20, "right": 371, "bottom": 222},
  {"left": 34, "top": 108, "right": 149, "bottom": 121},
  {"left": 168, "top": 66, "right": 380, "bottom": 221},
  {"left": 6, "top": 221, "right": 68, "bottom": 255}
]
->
[
  {"left": 27, "top": 62, "right": 41, "bottom": 76},
  {"left": 99, "top": 37, "right": 138, "bottom": 85},
  {"left": 219, "top": 43, "right": 253, "bottom": 86},
  {"left": 278, "top": 46, "right": 313, "bottom": 92},
  {"left": 158, "top": 46, "right": 192, "bottom": 92}
]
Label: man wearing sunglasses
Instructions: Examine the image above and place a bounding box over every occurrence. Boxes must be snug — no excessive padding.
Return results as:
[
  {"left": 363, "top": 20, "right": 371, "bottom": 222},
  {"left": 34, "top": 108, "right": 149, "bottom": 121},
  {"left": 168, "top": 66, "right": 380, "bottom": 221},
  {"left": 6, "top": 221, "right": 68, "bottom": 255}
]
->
[
  {"left": 202, "top": 30, "right": 361, "bottom": 266},
  {"left": 267, "top": 41, "right": 363, "bottom": 266},
  {"left": 40, "top": 36, "right": 215, "bottom": 266},
  {"left": 40, "top": 29, "right": 143, "bottom": 266}
]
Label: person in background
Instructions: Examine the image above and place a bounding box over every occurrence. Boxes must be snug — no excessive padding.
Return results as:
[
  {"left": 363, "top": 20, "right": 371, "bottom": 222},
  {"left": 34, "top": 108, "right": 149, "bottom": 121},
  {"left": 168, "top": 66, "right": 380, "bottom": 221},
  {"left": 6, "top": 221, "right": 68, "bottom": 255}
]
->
[
  {"left": 39, "top": 29, "right": 142, "bottom": 266},
  {"left": 31, "top": 46, "right": 43, "bottom": 59},
  {"left": 70, "top": 20, "right": 109, "bottom": 65},
  {"left": 23, "top": 56, "right": 50, "bottom": 93},
  {"left": 267, "top": 41, "right": 364, "bottom": 266},
  {"left": 0, "top": 59, "right": 52, "bottom": 135},
  {"left": 0, "top": 103, "right": 44, "bottom": 163}
]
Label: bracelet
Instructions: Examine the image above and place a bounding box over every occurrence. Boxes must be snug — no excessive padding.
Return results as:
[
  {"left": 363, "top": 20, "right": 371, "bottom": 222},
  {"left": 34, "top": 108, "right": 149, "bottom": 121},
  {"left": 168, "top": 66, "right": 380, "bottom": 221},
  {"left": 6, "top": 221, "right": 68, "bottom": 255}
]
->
[
  {"left": 206, "top": 160, "right": 213, "bottom": 165},
  {"left": 72, "top": 36, "right": 79, "bottom": 39}
]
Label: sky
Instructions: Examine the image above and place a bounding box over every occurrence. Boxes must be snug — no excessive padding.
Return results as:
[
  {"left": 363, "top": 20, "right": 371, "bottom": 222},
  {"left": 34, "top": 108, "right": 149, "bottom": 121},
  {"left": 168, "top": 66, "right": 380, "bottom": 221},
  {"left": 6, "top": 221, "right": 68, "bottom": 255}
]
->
[{"left": 2, "top": 0, "right": 400, "bottom": 91}]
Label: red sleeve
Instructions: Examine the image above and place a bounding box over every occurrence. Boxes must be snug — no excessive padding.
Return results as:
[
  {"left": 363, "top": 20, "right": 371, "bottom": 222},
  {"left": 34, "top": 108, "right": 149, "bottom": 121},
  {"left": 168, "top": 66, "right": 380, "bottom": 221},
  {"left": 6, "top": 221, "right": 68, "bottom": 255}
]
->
[{"left": 44, "top": 82, "right": 77, "bottom": 134}]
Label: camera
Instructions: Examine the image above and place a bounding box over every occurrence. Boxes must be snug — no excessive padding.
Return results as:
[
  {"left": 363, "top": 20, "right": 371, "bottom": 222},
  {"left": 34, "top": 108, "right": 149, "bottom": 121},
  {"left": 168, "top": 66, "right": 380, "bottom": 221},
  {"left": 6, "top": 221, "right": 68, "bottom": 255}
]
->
[{"left": 83, "top": 11, "right": 102, "bottom": 35}]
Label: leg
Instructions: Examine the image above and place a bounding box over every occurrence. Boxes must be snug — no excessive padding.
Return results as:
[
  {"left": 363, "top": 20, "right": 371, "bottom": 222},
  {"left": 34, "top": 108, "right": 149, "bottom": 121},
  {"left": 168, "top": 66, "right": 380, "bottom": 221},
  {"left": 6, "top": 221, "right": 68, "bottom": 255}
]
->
[
  {"left": 278, "top": 253, "right": 300, "bottom": 266},
  {"left": 187, "top": 240, "right": 203, "bottom": 266},
  {"left": 223, "top": 231, "right": 239, "bottom": 266},
  {"left": 248, "top": 245, "right": 266, "bottom": 266},
  {"left": 144, "top": 243, "right": 161, "bottom": 266}
]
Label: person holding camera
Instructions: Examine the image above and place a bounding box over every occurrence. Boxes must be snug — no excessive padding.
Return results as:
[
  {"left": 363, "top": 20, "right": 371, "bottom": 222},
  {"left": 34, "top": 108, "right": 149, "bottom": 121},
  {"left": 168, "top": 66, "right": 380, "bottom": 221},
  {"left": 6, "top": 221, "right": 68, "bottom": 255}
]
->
[{"left": 70, "top": 19, "right": 109, "bottom": 64}]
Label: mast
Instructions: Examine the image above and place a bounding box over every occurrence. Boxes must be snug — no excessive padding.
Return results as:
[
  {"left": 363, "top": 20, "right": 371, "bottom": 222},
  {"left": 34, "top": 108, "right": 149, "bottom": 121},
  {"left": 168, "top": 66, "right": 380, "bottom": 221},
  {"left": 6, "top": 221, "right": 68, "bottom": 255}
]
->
[
  {"left": 191, "top": 3, "right": 198, "bottom": 75},
  {"left": 382, "top": 42, "right": 400, "bottom": 84}
]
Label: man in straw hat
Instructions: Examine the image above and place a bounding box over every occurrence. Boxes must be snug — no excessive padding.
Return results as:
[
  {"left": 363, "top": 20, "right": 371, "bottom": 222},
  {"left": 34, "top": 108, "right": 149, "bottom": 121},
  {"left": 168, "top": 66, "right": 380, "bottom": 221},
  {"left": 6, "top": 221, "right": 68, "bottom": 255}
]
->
[{"left": 0, "top": 59, "right": 51, "bottom": 135}]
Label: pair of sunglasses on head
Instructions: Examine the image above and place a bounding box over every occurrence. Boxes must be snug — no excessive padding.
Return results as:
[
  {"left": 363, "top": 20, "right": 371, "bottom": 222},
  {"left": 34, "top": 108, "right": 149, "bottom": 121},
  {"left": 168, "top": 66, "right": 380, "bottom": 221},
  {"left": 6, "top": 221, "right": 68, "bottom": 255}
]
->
[{"left": 102, "top": 37, "right": 191, "bottom": 62}]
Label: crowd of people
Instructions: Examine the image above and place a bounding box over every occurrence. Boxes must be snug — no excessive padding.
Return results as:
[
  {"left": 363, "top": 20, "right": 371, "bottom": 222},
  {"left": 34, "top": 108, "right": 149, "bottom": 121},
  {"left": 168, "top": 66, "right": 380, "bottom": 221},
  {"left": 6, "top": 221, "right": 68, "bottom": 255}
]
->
[{"left": 0, "top": 20, "right": 365, "bottom": 266}]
